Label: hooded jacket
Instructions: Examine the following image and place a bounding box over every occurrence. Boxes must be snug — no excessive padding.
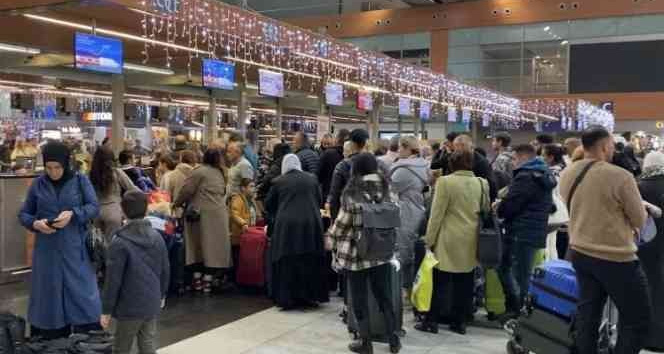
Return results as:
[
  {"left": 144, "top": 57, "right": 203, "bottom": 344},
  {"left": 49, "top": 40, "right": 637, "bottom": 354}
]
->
[
  {"left": 497, "top": 157, "right": 557, "bottom": 248},
  {"left": 102, "top": 219, "right": 170, "bottom": 320}
]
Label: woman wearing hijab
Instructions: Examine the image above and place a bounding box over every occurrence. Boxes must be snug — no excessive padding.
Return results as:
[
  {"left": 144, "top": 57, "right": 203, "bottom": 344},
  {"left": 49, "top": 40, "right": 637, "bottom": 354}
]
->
[
  {"left": 265, "top": 154, "right": 328, "bottom": 310},
  {"left": 637, "top": 151, "right": 664, "bottom": 351},
  {"left": 18, "top": 141, "right": 101, "bottom": 339}
]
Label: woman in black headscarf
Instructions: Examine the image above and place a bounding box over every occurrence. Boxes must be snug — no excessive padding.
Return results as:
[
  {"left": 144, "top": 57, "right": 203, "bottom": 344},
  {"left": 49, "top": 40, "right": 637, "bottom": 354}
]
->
[{"left": 19, "top": 142, "right": 102, "bottom": 339}]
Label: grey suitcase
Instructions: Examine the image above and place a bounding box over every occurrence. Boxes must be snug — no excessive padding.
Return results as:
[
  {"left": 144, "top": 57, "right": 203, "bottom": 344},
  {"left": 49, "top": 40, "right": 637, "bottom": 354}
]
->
[{"left": 346, "top": 264, "right": 403, "bottom": 343}]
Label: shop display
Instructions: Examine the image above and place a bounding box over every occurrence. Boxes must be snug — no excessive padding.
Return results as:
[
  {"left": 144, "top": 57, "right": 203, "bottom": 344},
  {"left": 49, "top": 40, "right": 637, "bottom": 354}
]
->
[
  {"left": 74, "top": 32, "right": 123, "bottom": 74},
  {"left": 202, "top": 59, "right": 235, "bottom": 90}
]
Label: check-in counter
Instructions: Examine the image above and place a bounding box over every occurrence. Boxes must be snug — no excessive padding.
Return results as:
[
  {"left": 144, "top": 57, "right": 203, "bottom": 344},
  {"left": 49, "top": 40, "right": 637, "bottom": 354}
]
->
[{"left": 0, "top": 174, "right": 37, "bottom": 284}]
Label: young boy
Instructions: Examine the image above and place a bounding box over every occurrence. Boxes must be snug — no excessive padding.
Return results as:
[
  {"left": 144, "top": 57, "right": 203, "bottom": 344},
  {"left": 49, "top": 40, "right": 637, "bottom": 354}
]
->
[
  {"left": 229, "top": 178, "right": 257, "bottom": 279},
  {"left": 101, "top": 190, "right": 170, "bottom": 354}
]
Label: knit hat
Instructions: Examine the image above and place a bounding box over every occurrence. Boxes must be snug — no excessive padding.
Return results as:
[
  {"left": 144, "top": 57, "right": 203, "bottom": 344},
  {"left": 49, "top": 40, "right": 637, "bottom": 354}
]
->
[{"left": 121, "top": 190, "right": 148, "bottom": 220}]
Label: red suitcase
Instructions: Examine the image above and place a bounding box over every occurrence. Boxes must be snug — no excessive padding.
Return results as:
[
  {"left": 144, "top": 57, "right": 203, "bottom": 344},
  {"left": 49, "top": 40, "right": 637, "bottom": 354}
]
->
[{"left": 236, "top": 227, "right": 268, "bottom": 287}]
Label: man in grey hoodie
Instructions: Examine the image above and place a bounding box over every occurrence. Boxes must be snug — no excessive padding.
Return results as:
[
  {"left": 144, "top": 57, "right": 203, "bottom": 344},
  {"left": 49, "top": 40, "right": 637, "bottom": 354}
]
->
[{"left": 101, "top": 190, "right": 170, "bottom": 354}]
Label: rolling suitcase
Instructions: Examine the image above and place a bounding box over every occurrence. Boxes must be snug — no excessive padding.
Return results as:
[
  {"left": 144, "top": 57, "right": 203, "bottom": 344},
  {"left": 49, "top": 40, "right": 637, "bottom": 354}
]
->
[
  {"left": 485, "top": 268, "right": 506, "bottom": 317},
  {"left": 347, "top": 264, "right": 403, "bottom": 343},
  {"left": 236, "top": 227, "right": 268, "bottom": 287},
  {"left": 528, "top": 260, "right": 578, "bottom": 319}
]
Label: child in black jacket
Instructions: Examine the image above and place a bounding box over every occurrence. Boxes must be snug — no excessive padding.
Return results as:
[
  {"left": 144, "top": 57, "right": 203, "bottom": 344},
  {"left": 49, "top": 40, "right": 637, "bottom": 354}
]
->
[{"left": 101, "top": 190, "right": 170, "bottom": 354}]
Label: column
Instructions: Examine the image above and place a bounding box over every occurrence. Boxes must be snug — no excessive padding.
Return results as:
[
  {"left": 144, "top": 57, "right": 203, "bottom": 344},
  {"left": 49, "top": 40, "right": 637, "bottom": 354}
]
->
[
  {"left": 413, "top": 115, "right": 420, "bottom": 138},
  {"left": 237, "top": 84, "right": 248, "bottom": 139},
  {"left": 397, "top": 115, "right": 403, "bottom": 136},
  {"left": 430, "top": 29, "right": 449, "bottom": 74},
  {"left": 471, "top": 119, "right": 478, "bottom": 142},
  {"left": 275, "top": 98, "right": 283, "bottom": 140},
  {"left": 111, "top": 74, "right": 125, "bottom": 156},
  {"left": 206, "top": 95, "right": 217, "bottom": 146},
  {"left": 144, "top": 103, "right": 152, "bottom": 149},
  {"left": 368, "top": 105, "right": 380, "bottom": 148},
  {"left": 420, "top": 119, "right": 427, "bottom": 140}
]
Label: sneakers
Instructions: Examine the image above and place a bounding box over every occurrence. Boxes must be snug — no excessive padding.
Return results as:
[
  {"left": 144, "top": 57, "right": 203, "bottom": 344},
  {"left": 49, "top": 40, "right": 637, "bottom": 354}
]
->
[
  {"left": 414, "top": 322, "right": 439, "bottom": 334},
  {"left": 348, "top": 338, "right": 373, "bottom": 354}
]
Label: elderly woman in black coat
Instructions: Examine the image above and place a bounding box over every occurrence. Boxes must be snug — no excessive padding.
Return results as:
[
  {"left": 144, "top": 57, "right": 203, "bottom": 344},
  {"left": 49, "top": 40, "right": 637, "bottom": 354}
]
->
[
  {"left": 638, "top": 151, "right": 664, "bottom": 352},
  {"left": 265, "top": 154, "right": 328, "bottom": 310}
]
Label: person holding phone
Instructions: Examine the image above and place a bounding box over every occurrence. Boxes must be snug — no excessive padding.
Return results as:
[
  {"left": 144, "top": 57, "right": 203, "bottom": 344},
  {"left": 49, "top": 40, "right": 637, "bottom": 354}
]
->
[{"left": 18, "top": 141, "right": 102, "bottom": 339}]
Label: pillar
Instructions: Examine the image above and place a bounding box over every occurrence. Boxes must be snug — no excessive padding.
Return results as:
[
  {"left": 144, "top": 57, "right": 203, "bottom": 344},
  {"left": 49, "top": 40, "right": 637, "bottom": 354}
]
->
[
  {"left": 144, "top": 103, "right": 152, "bottom": 149},
  {"left": 275, "top": 98, "right": 283, "bottom": 140},
  {"left": 206, "top": 95, "right": 217, "bottom": 146},
  {"left": 237, "top": 84, "right": 248, "bottom": 139},
  {"left": 420, "top": 119, "right": 427, "bottom": 140},
  {"left": 413, "top": 115, "right": 420, "bottom": 138},
  {"left": 368, "top": 105, "right": 380, "bottom": 148},
  {"left": 397, "top": 115, "right": 403, "bottom": 136},
  {"left": 111, "top": 74, "right": 125, "bottom": 156},
  {"left": 471, "top": 119, "right": 478, "bottom": 142}
]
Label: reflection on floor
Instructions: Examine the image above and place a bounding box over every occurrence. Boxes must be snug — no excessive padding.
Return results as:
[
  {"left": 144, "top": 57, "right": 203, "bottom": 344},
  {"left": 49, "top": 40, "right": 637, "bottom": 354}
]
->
[{"left": 159, "top": 298, "right": 509, "bottom": 354}]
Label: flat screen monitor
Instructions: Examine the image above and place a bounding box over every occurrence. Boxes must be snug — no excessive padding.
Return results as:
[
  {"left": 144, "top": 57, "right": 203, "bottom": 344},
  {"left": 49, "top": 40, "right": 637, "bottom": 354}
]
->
[
  {"left": 325, "top": 83, "right": 343, "bottom": 106},
  {"left": 258, "top": 69, "right": 284, "bottom": 97},
  {"left": 75, "top": 32, "right": 123, "bottom": 74},
  {"left": 420, "top": 102, "right": 431, "bottom": 121},
  {"left": 399, "top": 97, "right": 411, "bottom": 116},
  {"left": 357, "top": 90, "right": 373, "bottom": 111},
  {"left": 202, "top": 59, "right": 235, "bottom": 90}
]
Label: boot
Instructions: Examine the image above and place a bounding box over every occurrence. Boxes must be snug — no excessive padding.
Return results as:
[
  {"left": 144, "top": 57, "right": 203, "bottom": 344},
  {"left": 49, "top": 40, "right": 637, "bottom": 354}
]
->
[
  {"left": 348, "top": 338, "right": 373, "bottom": 354},
  {"left": 202, "top": 274, "right": 213, "bottom": 294},
  {"left": 389, "top": 334, "right": 402, "bottom": 354},
  {"left": 192, "top": 272, "right": 203, "bottom": 292}
]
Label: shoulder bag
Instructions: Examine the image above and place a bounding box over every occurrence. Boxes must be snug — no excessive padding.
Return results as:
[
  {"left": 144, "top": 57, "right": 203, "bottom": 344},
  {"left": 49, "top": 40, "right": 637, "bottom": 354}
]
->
[
  {"left": 566, "top": 160, "right": 598, "bottom": 214},
  {"left": 76, "top": 174, "right": 105, "bottom": 266},
  {"left": 477, "top": 177, "right": 502, "bottom": 268}
]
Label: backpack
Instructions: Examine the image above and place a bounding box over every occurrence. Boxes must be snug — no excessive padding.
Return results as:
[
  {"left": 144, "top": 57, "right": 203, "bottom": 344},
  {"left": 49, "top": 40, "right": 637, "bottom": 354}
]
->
[{"left": 357, "top": 202, "right": 401, "bottom": 261}]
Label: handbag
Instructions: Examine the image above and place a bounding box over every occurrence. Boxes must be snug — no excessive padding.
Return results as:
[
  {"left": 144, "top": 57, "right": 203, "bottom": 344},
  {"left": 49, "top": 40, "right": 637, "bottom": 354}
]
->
[
  {"left": 76, "top": 174, "right": 105, "bottom": 265},
  {"left": 477, "top": 178, "right": 502, "bottom": 269},
  {"left": 184, "top": 205, "right": 201, "bottom": 222},
  {"left": 411, "top": 250, "right": 438, "bottom": 312}
]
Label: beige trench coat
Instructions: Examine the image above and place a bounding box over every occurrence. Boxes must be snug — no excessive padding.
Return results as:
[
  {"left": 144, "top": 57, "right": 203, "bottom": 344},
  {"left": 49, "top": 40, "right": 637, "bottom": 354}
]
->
[{"left": 174, "top": 165, "right": 231, "bottom": 269}]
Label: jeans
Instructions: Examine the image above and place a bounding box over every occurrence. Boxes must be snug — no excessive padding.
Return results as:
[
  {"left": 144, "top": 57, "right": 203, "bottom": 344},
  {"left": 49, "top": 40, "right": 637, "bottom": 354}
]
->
[
  {"left": 348, "top": 263, "right": 397, "bottom": 340},
  {"left": 113, "top": 318, "right": 158, "bottom": 354},
  {"left": 571, "top": 251, "right": 652, "bottom": 354},
  {"left": 497, "top": 241, "right": 539, "bottom": 311},
  {"left": 425, "top": 269, "right": 474, "bottom": 326}
]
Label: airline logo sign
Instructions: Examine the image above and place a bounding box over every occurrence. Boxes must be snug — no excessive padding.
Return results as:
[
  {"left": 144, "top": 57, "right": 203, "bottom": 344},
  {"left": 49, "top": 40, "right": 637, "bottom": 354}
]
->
[{"left": 154, "top": 0, "right": 180, "bottom": 14}]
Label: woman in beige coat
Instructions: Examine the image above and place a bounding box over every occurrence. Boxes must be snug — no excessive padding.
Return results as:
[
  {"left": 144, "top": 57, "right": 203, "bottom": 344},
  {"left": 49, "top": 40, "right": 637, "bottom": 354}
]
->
[
  {"left": 416, "top": 150, "right": 489, "bottom": 335},
  {"left": 174, "top": 148, "right": 231, "bottom": 293}
]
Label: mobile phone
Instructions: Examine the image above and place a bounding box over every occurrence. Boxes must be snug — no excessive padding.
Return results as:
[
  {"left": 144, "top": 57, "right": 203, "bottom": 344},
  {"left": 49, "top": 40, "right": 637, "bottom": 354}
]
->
[{"left": 46, "top": 219, "right": 58, "bottom": 227}]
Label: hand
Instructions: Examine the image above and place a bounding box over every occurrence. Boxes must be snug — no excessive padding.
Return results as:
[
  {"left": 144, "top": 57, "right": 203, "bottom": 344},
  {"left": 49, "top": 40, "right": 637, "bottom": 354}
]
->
[
  {"left": 242, "top": 224, "right": 249, "bottom": 233},
  {"left": 33, "top": 219, "right": 56, "bottom": 234},
  {"left": 52, "top": 211, "right": 73, "bottom": 229},
  {"left": 100, "top": 314, "right": 111, "bottom": 330},
  {"left": 324, "top": 235, "right": 333, "bottom": 251},
  {"left": 324, "top": 203, "right": 331, "bottom": 215}
]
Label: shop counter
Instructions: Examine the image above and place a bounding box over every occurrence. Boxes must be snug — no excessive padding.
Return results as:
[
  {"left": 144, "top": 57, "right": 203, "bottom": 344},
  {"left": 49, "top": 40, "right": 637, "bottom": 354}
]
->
[{"left": 0, "top": 174, "right": 37, "bottom": 284}]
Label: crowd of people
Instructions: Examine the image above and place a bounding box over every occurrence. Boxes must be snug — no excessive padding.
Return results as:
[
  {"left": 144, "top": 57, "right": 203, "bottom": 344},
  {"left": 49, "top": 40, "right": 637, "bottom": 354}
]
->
[{"left": 16, "top": 125, "right": 664, "bottom": 354}]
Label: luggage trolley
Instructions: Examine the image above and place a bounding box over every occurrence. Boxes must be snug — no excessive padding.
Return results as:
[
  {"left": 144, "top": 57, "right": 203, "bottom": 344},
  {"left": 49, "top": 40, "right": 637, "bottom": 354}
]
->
[{"left": 505, "top": 260, "right": 617, "bottom": 354}]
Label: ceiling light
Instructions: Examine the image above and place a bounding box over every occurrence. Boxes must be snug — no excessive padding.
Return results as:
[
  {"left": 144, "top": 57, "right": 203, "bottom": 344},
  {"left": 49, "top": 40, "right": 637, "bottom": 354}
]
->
[
  {"left": 330, "top": 79, "right": 390, "bottom": 94},
  {"left": 307, "top": 95, "right": 318, "bottom": 99},
  {"left": 544, "top": 26, "right": 551, "bottom": 32},
  {"left": 535, "top": 55, "right": 541, "bottom": 59},
  {"left": 24, "top": 14, "right": 211, "bottom": 56},
  {"left": 292, "top": 51, "right": 356, "bottom": 70},
  {"left": 224, "top": 56, "right": 321, "bottom": 80},
  {"left": 0, "top": 80, "right": 54, "bottom": 89},
  {"left": 560, "top": 40, "right": 569, "bottom": 46},
  {"left": 124, "top": 63, "right": 174, "bottom": 75},
  {"left": 0, "top": 43, "right": 41, "bottom": 55}
]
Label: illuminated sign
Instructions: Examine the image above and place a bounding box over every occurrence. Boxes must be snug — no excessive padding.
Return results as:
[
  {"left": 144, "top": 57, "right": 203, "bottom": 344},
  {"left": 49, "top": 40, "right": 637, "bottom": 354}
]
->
[
  {"left": 656, "top": 121, "right": 664, "bottom": 129},
  {"left": 154, "top": 0, "right": 180, "bottom": 14}
]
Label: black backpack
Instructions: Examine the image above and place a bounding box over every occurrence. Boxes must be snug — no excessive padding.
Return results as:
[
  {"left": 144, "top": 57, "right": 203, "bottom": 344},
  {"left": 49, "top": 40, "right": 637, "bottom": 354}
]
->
[
  {"left": 0, "top": 313, "right": 25, "bottom": 354},
  {"left": 357, "top": 202, "right": 401, "bottom": 261}
]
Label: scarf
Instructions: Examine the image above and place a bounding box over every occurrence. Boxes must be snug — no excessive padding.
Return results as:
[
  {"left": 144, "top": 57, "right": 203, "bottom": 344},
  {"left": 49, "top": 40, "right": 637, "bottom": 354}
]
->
[
  {"left": 281, "top": 154, "right": 302, "bottom": 175},
  {"left": 42, "top": 141, "right": 74, "bottom": 190}
]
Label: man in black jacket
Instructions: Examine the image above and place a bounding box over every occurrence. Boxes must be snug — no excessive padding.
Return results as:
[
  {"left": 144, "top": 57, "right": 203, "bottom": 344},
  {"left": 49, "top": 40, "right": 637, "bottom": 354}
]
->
[
  {"left": 294, "top": 132, "right": 320, "bottom": 176},
  {"left": 497, "top": 144, "right": 556, "bottom": 315},
  {"left": 318, "top": 129, "right": 350, "bottom": 205},
  {"left": 326, "top": 129, "right": 370, "bottom": 221},
  {"left": 101, "top": 191, "right": 170, "bottom": 354}
]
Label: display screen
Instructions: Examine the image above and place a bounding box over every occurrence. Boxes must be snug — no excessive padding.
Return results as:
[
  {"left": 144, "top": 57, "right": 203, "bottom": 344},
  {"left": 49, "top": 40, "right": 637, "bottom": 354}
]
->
[
  {"left": 420, "top": 102, "right": 431, "bottom": 121},
  {"left": 75, "top": 32, "right": 123, "bottom": 74},
  {"left": 258, "top": 69, "right": 284, "bottom": 97},
  {"left": 357, "top": 90, "right": 373, "bottom": 111},
  {"left": 399, "top": 97, "right": 411, "bottom": 116},
  {"left": 325, "top": 83, "right": 343, "bottom": 106},
  {"left": 202, "top": 59, "right": 235, "bottom": 90}
]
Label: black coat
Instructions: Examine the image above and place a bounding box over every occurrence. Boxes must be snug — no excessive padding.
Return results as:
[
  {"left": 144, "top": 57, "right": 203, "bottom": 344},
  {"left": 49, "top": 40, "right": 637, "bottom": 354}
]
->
[
  {"left": 102, "top": 220, "right": 170, "bottom": 320},
  {"left": 638, "top": 174, "right": 664, "bottom": 349},
  {"left": 318, "top": 146, "right": 344, "bottom": 204},
  {"left": 497, "top": 158, "right": 556, "bottom": 248},
  {"left": 431, "top": 150, "right": 497, "bottom": 201},
  {"left": 296, "top": 145, "right": 320, "bottom": 176},
  {"left": 266, "top": 170, "right": 325, "bottom": 263}
]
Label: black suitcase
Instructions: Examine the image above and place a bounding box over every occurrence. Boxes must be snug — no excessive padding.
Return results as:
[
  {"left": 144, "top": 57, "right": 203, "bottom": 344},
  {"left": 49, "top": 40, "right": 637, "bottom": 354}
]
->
[
  {"left": 515, "top": 324, "right": 574, "bottom": 354},
  {"left": 519, "top": 308, "right": 575, "bottom": 347},
  {"left": 346, "top": 264, "right": 403, "bottom": 343},
  {"left": 167, "top": 223, "right": 186, "bottom": 297}
]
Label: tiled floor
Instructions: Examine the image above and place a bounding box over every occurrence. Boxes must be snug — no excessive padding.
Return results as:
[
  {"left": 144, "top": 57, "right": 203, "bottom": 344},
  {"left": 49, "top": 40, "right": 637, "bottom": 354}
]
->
[{"left": 159, "top": 299, "right": 510, "bottom": 354}]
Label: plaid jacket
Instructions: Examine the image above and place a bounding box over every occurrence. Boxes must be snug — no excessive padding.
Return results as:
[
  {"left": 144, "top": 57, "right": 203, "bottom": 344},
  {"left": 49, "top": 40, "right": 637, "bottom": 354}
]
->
[{"left": 327, "top": 174, "right": 393, "bottom": 271}]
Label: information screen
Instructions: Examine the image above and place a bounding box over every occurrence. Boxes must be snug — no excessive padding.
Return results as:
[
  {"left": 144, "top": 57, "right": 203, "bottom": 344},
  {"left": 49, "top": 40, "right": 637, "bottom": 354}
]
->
[
  {"left": 325, "top": 83, "right": 343, "bottom": 106},
  {"left": 420, "top": 102, "right": 431, "bottom": 121},
  {"left": 75, "top": 32, "right": 123, "bottom": 74},
  {"left": 399, "top": 97, "right": 411, "bottom": 116},
  {"left": 357, "top": 91, "right": 373, "bottom": 111},
  {"left": 258, "top": 69, "right": 284, "bottom": 97},
  {"left": 202, "top": 59, "right": 235, "bottom": 90}
]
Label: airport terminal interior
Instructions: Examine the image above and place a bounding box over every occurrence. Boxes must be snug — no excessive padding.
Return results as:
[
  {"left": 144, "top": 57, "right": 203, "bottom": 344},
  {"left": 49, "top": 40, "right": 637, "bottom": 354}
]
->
[{"left": 1, "top": 0, "right": 664, "bottom": 353}]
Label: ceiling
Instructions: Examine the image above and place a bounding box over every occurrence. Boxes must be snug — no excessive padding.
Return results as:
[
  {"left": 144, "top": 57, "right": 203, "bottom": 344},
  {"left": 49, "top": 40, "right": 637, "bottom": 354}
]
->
[{"left": 220, "top": 0, "right": 482, "bottom": 19}]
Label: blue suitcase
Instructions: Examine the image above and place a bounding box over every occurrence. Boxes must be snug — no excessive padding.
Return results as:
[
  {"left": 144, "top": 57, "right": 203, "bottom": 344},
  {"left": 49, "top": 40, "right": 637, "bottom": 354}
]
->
[{"left": 528, "top": 260, "right": 579, "bottom": 319}]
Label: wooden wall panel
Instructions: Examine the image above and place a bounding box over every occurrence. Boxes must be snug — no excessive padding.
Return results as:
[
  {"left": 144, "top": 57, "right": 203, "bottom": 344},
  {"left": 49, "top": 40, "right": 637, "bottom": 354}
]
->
[
  {"left": 288, "top": 0, "right": 664, "bottom": 38},
  {"left": 430, "top": 29, "right": 448, "bottom": 74}
]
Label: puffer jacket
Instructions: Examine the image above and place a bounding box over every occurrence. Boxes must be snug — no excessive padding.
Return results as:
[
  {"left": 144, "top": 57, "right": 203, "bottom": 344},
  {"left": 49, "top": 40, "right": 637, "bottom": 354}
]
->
[
  {"left": 497, "top": 157, "right": 557, "bottom": 248},
  {"left": 295, "top": 144, "right": 320, "bottom": 176}
]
